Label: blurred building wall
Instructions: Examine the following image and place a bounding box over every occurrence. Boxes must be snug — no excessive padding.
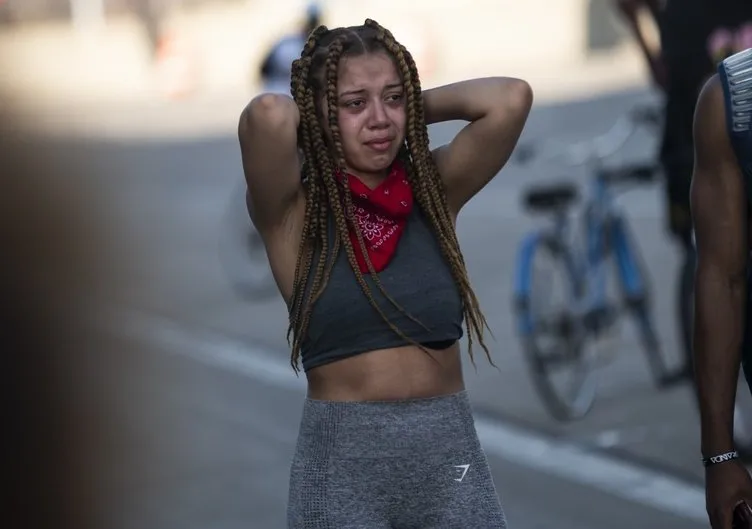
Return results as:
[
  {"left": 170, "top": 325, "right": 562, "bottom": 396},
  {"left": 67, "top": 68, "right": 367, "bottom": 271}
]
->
[{"left": 0, "top": 0, "right": 647, "bottom": 104}]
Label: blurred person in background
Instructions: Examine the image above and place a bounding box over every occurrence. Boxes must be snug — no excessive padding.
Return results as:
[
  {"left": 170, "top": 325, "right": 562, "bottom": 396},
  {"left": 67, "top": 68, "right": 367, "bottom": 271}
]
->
[
  {"left": 258, "top": 2, "right": 322, "bottom": 95},
  {"left": 239, "top": 18, "right": 532, "bottom": 528},
  {"left": 691, "top": 48, "right": 752, "bottom": 529},
  {"left": 614, "top": 0, "right": 752, "bottom": 381},
  {"left": 132, "top": 0, "right": 171, "bottom": 59}
]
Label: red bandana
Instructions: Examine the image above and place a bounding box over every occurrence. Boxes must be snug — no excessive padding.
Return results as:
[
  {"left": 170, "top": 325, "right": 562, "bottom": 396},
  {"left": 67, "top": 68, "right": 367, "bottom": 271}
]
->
[{"left": 339, "top": 161, "right": 413, "bottom": 273}]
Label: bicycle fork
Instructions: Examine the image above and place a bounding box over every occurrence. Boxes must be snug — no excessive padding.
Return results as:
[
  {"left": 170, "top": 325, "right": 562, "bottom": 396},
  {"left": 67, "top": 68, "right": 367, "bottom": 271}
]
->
[{"left": 609, "top": 215, "right": 680, "bottom": 386}]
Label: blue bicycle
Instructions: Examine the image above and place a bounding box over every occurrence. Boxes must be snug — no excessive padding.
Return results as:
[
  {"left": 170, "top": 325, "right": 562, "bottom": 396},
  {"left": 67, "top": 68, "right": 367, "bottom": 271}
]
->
[{"left": 512, "top": 106, "right": 684, "bottom": 421}]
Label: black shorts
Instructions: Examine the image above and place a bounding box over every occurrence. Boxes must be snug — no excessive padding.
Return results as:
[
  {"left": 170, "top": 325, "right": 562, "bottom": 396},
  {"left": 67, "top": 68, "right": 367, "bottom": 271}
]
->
[{"left": 662, "top": 155, "right": 693, "bottom": 245}]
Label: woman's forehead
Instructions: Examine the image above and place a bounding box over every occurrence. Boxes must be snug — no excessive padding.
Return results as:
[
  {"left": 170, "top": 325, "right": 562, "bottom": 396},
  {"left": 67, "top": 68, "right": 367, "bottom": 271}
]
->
[{"left": 337, "top": 53, "right": 402, "bottom": 94}]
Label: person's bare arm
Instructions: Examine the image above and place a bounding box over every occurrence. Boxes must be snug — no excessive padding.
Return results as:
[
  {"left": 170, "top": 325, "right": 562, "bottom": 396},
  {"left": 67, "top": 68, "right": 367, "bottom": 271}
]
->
[
  {"left": 691, "top": 74, "right": 748, "bottom": 458},
  {"left": 614, "top": 0, "right": 667, "bottom": 90},
  {"left": 643, "top": 0, "right": 661, "bottom": 19},
  {"left": 237, "top": 94, "right": 302, "bottom": 232},
  {"left": 425, "top": 77, "right": 533, "bottom": 216},
  {"left": 614, "top": 0, "right": 661, "bottom": 33}
]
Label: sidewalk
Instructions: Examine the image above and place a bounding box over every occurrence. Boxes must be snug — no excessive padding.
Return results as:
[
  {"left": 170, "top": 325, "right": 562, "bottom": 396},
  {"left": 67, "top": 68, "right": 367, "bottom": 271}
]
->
[
  {"left": 62, "top": 84, "right": 714, "bottom": 487},
  {"left": 7, "top": 5, "right": 720, "bottom": 491}
]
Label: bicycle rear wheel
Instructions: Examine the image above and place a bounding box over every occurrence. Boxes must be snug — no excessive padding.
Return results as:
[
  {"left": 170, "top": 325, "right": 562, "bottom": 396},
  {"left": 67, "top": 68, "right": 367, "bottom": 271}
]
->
[
  {"left": 515, "top": 234, "right": 597, "bottom": 421},
  {"left": 217, "top": 181, "right": 278, "bottom": 300}
]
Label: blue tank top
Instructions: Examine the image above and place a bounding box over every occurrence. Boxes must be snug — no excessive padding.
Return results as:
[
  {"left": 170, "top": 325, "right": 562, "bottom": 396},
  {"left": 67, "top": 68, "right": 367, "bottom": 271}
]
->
[
  {"left": 718, "top": 49, "right": 752, "bottom": 393},
  {"left": 295, "top": 206, "right": 464, "bottom": 372}
]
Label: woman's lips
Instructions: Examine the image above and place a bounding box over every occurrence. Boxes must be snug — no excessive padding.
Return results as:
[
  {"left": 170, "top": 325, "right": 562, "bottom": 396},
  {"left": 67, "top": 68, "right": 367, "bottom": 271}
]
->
[{"left": 366, "top": 139, "right": 392, "bottom": 152}]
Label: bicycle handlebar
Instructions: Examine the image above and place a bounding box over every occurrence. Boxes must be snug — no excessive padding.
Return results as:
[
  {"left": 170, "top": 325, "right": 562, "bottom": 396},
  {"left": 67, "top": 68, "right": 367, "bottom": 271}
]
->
[
  {"left": 514, "top": 104, "right": 662, "bottom": 168},
  {"left": 599, "top": 162, "right": 660, "bottom": 184}
]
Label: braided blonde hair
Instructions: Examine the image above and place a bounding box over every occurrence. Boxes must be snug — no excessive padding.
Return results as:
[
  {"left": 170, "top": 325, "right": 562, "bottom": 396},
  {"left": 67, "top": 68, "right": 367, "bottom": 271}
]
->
[{"left": 287, "top": 19, "right": 492, "bottom": 372}]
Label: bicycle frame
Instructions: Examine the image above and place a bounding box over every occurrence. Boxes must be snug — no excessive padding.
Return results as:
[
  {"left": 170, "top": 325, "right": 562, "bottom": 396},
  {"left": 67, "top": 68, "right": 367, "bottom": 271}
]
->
[
  {"left": 511, "top": 105, "right": 679, "bottom": 420},
  {"left": 580, "top": 174, "right": 649, "bottom": 310},
  {"left": 514, "top": 107, "right": 659, "bottom": 337},
  {"left": 513, "top": 173, "right": 649, "bottom": 337}
]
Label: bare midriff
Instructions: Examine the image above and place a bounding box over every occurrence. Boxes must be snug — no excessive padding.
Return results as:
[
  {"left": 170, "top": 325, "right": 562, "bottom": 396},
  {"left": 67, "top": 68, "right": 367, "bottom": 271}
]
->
[{"left": 305, "top": 342, "right": 465, "bottom": 401}]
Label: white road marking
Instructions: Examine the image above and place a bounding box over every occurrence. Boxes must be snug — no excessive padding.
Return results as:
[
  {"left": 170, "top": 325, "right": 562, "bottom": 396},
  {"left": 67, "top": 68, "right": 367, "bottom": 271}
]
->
[{"left": 120, "top": 311, "right": 707, "bottom": 523}]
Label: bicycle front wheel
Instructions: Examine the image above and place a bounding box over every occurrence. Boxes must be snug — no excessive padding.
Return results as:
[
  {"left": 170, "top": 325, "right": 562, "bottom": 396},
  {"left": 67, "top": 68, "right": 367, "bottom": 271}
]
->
[
  {"left": 217, "top": 181, "right": 278, "bottom": 300},
  {"left": 514, "top": 234, "right": 597, "bottom": 422}
]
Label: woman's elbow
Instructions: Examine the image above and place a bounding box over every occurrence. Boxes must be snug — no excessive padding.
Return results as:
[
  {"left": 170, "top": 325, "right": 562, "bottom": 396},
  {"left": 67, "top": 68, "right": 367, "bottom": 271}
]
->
[
  {"left": 476, "top": 77, "right": 533, "bottom": 129},
  {"left": 499, "top": 77, "right": 533, "bottom": 121},
  {"left": 238, "top": 93, "right": 299, "bottom": 142}
]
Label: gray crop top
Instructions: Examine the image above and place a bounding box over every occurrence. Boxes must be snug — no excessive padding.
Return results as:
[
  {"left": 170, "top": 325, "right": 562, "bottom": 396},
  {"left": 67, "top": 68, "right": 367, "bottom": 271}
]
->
[{"left": 296, "top": 206, "right": 464, "bottom": 372}]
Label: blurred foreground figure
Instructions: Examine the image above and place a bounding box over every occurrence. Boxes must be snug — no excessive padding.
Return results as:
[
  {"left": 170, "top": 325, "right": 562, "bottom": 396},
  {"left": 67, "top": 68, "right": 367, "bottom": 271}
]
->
[
  {"left": 0, "top": 106, "right": 128, "bottom": 529},
  {"left": 691, "top": 49, "right": 752, "bottom": 529}
]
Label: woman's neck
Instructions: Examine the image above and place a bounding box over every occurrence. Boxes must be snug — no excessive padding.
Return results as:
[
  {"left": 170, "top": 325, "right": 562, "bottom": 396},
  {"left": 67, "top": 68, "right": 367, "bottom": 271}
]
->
[{"left": 345, "top": 167, "right": 390, "bottom": 190}]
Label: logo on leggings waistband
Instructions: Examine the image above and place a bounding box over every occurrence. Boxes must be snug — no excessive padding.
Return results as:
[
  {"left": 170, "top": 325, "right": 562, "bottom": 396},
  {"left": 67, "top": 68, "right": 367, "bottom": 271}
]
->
[{"left": 453, "top": 464, "right": 470, "bottom": 482}]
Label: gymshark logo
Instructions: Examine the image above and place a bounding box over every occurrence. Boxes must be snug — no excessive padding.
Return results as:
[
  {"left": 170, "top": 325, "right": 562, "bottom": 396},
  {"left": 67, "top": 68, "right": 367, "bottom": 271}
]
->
[{"left": 453, "top": 464, "right": 470, "bottom": 482}]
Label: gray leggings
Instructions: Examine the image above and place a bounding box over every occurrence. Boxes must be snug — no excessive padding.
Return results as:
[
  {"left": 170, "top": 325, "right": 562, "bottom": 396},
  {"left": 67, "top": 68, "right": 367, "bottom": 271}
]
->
[{"left": 287, "top": 391, "right": 507, "bottom": 528}]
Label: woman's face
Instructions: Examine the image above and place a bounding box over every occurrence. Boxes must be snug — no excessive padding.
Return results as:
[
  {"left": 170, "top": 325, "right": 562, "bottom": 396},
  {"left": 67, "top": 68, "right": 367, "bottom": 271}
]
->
[{"left": 329, "top": 51, "right": 406, "bottom": 185}]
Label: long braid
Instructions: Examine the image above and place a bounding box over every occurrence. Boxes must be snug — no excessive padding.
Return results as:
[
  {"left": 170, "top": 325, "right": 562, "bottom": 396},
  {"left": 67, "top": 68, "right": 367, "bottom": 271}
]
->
[
  {"left": 287, "top": 57, "right": 313, "bottom": 343},
  {"left": 292, "top": 50, "right": 341, "bottom": 355},
  {"left": 288, "top": 27, "right": 332, "bottom": 371},
  {"left": 366, "top": 19, "right": 495, "bottom": 368},
  {"left": 318, "top": 37, "right": 428, "bottom": 345},
  {"left": 323, "top": 36, "right": 429, "bottom": 331},
  {"left": 287, "top": 20, "right": 494, "bottom": 372}
]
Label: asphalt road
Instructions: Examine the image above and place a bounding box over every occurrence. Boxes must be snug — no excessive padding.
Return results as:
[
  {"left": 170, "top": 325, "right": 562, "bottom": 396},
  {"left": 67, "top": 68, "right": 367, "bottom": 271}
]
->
[{"left": 32, "top": 86, "right": 722, "bottom": 528}]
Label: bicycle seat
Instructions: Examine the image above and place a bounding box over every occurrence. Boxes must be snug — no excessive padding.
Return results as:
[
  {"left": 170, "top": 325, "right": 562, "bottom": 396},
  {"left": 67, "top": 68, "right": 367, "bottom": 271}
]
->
[
  {"left": 601, "top": 163, "right": 658, "bottom": 184},
  {"left": 523, "top": 182, "right": 579, "bottom": 213}
]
